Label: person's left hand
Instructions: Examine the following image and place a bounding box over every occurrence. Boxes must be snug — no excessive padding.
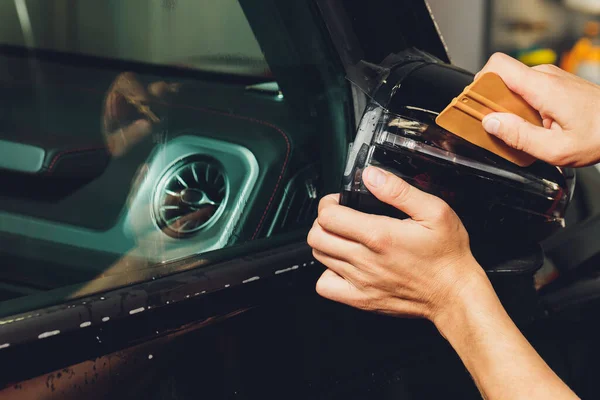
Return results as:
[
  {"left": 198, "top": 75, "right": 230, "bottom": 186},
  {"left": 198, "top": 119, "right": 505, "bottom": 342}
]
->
[
  {"left": 307, "top": 166, "right": 488, "bottom": 323},
  {"left": 103, "top": 72, "right": 181, "bottom": 157}
]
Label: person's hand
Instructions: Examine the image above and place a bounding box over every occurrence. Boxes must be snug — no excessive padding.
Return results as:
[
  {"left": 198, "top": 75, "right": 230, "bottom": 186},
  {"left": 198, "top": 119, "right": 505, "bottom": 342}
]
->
[
  {"left": 103, "top": 72, "right": 181, "bottom": 157},
  {"left": 307, "top": 166, "right": 489, "bottom": 323},
  {"left": 307, "top": 166, "right": 580, "bottom": 400},
  {"left": 478, "top": 53, "right": 600, "bottom": 167}
]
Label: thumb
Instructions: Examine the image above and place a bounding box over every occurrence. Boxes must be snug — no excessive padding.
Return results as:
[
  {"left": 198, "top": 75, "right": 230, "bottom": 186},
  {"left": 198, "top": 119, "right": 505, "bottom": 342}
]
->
[
  {"left": 362, "top": 166, "right": 447, "bottom": 223},
  {"left": 483, "top": 113, "right": 565, "bottom": 164}
]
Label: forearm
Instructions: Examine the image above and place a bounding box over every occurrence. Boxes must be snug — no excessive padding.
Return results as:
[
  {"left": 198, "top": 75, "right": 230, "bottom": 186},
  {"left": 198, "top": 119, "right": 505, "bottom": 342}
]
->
[{"left": 434, "top": 269, "right": 578, "bottom": 400}]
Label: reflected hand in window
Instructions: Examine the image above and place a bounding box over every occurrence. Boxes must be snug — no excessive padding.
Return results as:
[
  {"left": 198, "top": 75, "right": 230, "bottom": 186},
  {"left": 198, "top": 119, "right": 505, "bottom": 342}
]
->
[{"left": 103, "top": 72, "right": 181, "bottom": 156}]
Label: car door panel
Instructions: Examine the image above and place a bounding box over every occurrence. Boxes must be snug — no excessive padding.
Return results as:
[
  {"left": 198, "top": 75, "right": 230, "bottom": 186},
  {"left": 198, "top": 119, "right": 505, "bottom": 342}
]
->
[{"left": 0, "top": 241, "right": 317, "bottom": 384}]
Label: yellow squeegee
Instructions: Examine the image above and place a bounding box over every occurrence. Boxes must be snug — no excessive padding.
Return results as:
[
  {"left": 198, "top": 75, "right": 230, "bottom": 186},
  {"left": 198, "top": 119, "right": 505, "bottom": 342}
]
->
[{"left": 435, "top": 72, "right": 542, "bottom": 167}]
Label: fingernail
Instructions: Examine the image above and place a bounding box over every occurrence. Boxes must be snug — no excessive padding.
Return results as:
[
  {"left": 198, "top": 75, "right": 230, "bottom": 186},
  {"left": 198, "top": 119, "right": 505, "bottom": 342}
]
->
[
  {"left": 483, "top": 117, "right": 501, "bottom": 135},
  {"left": 365, "top": 167, "right": 387, "bottom": 188}
]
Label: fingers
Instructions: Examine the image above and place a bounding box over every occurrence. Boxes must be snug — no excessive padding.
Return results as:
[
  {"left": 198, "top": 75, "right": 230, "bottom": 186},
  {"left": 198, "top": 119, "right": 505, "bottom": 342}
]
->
[
  {"left": 316, "top": 193, "right": 403, "bottom": 253},
  {"left": 148, "top": 81, "right": 181, "bottom": 100},
  {"left": 543, "top": 118, "right": 554, "bottom": 129},
  {"left": 362, "top": 167, "right": 449, "bottom": 224},
  {"left": 312, "top": 250, "right": 360, "bottom": 282},
  {"left": 482, "top": 113, "right": 572, "bottom": 165},
  {"left": 315, "top": 268, "right": 428, "bottom": 317},
  {"left": 317, "top": 193, "right": 340, "bottom": 214},
  {"left": 106, "top": 119, "right": 153, "bottom": 157},
  {"left": 316, "top": 200, "right": 397, "bottom": 252},
  {"left": 307, "top": 220, "right": 364, "bottom": 262},
  {"left": 478, "top": 53, "right": 535, "bottom": 95},
  {"left": 477, "top": 53, "right": 561, "bottom": 112},
  {"left": 115, "top": 72, "right": 151, "bottom": 103},
  {"left": 315, "top": 269, "right": 366, "bottom": 306},
  {"left": 532, "top": 63, "right": 569, "bottom": 77}
]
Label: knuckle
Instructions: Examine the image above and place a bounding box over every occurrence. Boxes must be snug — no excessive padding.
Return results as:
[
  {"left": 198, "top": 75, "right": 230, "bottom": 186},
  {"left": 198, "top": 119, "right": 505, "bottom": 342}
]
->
[
  {"left": 453, "top": 221, "right": 471, "bottom": 247},
  {"left": 307, "top": 228, "right": 320, "bottom": 248},
  {"left": 317, "top": 206, "right": 335, "bottom": 227},
  {"left": 561, "top": 138, "right": 578, "bottom": 162},
  {"left": 306, "top": 231, "right": 315, "bottom": 248},
  {"left": 315, "top": 278, "right": 331, "bottom": 299},
  {"left": 545, "top": 144, "right": 572, "bottom": 166},
  {"left": 544, "top": 72, "right": 563, "bottom": 88},
  {"left": 484, "top": 52, "right": 515, "bottom": 73},
  {"left": 317, "top": 197, "right": 329, "bottom": 215},
  {"left": 461, "top": 228, "right": 472, "bottom": 248},
  {"left": 352, "top": 275, "right": 371, "bottom": 290},
  {"left": 544, "top": 147, "right": 562, "bottom": 164},
  {"left": 387, "top": 178, "right": 411, "bottom": 203},
  {"left": 489, "top": 52, "right": 509, "bottom": 65},
  {"left": 533, "top": 63, "right": 556, "bottom": 74},
  {"left": 430, "top": 200, "right": 454, "bottom": 223},
  {"left": 325, "top": 193, "right": 340, "bottom": 203},
  {"left": 365, "top": 228, "right": 392, "bottom": 253},
  {"left": 547, "top": 64, "right": 562, "bottom": 73},
  {"left": 366, "top": 286, "right": 386, "bottom": 303},
  {"left": 512, "top": 126, "right": 525, "bottom": 151},
  {"left": 513, "top": 121, "right": 531, "bottom": 151},
  {"left": 318, "top": 194, "right": 340, "bottom": 214},
  {"left": 356, "top": 289, "right": 385, "bottom": 311}
]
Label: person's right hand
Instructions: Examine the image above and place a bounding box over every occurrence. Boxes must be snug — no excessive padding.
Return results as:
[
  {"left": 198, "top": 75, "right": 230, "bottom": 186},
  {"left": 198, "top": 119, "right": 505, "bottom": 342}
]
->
[{"left": 478, "top": 53, "right": 600, "bottom": 167}]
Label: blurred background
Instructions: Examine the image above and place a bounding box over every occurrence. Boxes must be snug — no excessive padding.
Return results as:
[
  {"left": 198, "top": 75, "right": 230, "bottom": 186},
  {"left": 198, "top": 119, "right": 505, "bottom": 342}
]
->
[{"left": 428, "top": 0, "right": 600, "bottom": 84}]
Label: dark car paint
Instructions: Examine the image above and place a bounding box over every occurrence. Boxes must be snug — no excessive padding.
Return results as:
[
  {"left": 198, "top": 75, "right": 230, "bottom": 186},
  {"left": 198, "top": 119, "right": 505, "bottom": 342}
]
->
[
  {"left": 0, "top": 242, "right": 315, "bottom": 383},
  {"left": 1, "top": 310, "right": 249, "bottom": 399}
]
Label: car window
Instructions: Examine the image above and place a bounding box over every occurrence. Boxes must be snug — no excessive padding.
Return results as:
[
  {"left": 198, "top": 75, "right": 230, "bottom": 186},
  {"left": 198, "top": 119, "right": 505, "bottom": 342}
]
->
[
  {"left": 1, "top": 0, "right": 271, "bottom": 77},
  {"left": 0, "top": 0, "right": 349, "bottom": 310}
]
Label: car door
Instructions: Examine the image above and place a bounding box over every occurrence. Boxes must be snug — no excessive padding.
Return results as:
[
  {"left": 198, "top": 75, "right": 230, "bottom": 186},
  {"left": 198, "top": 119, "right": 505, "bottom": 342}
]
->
[{"left": 0, "top": 1, "right": 464, "bottom": 399}]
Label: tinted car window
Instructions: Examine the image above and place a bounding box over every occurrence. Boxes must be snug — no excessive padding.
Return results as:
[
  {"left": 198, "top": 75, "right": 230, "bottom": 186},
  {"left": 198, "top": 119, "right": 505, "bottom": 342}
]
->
[
  {"left": 0, "top": 0, "right": 349, "bottom": 309},
  {"left": 2, "top": 0, "right": 271, "bottom": 77}
]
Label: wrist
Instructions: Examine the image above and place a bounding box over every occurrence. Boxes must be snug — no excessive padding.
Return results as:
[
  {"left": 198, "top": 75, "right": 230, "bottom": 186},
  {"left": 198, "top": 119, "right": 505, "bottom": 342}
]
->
[{"left": 431, "top": 259, "right": 498, "bottom": 338}]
